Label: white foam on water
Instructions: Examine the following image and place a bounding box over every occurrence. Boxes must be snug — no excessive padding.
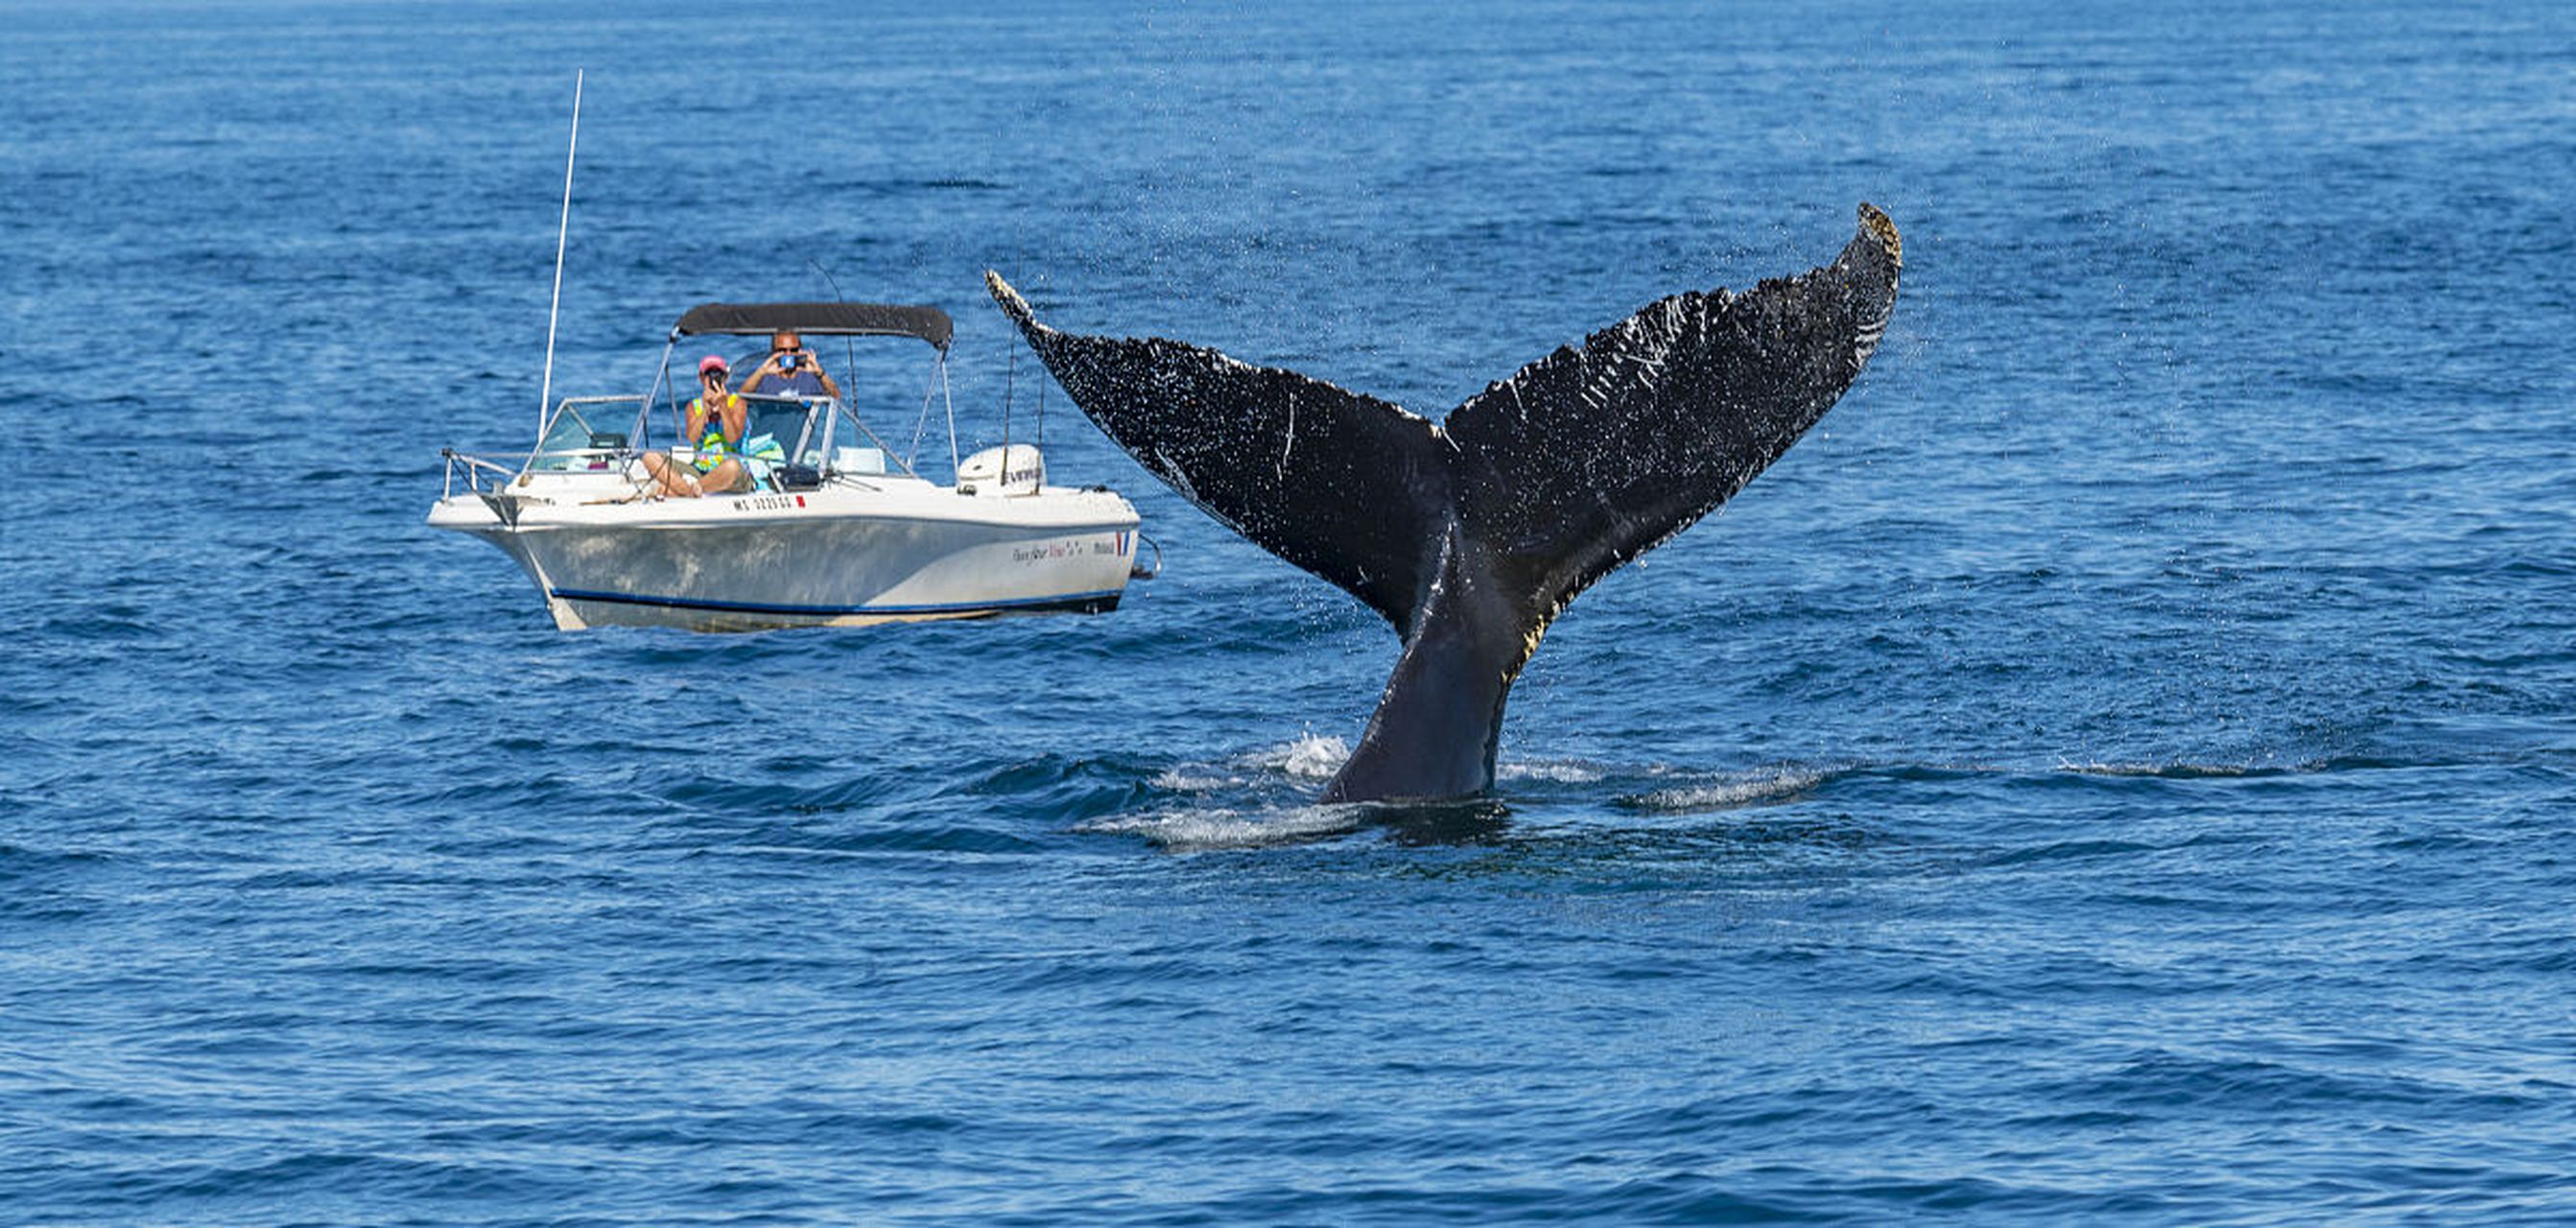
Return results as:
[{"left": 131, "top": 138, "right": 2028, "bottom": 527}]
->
[
  {"left": 1148, "top": 767, "right": 1245, "bottom": 791},
  {"left": 1498, "top": 759, "right": 1607, "bottom": 784},
  {"left": 2055, "top": 759, "right": 2262, "bottom": 779},
  {"left": 1625, "top": 765, "right": 1834, "bottom": 813},
  {"left": 1076, "top": 803, "right": 1367, "bottom": 852}
]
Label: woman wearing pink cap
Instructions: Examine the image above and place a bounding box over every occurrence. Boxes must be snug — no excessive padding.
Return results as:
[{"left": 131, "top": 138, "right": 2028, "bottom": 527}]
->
[{"left": 640, "top": 355, "right": 752, "bottom": 497}]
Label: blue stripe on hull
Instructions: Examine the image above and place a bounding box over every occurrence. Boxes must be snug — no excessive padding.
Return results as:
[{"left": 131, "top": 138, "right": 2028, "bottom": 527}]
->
[{"left": 548, "top": 587, "right": 1125, "bottom": 617}]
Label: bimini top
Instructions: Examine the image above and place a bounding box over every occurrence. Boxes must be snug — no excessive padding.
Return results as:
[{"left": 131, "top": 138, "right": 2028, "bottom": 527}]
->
[{"left": 671, "top": 301, "right": 953, "bottom": 351}]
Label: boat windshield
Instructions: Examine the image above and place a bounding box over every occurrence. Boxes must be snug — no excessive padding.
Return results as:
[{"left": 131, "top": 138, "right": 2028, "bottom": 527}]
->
[
  {"left": 531, "top": 395, "right": 646, "bottom": 472},
  {"left": 739, "top": 396, "right": 819, "bottom": 465},
  {"left": 723, "top": 396, "right": 909, "bottom": 479},
  {"left": 525, "top": 388, "right": 914, "bottom": 484}
]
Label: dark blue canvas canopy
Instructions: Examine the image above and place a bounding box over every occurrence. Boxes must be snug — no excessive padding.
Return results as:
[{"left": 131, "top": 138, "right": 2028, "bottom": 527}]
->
[{"left": 672, "top": 302, "right": 953, "bottom": 350}]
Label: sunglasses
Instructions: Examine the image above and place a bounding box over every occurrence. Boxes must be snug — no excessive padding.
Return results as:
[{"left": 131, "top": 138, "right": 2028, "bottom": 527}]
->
[{"left": 703, "top": 370, "right": 728, "bottom": 383}]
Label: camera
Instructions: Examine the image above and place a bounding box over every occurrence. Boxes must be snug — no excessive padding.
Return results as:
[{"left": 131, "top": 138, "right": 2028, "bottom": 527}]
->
[{"left": 777, "top": 353, "right": 799, "bottom": 372}]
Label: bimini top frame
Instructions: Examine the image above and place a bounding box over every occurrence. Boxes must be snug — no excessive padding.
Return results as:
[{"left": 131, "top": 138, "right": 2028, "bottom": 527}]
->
[{"left": 606, "top": 301, "right": 963, "bottom": 482}]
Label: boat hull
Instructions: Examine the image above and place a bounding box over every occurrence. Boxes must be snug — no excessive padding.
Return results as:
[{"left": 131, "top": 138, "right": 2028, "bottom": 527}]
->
[{"left": 429, "top": 479, "right": 1142, "bottom": 631}]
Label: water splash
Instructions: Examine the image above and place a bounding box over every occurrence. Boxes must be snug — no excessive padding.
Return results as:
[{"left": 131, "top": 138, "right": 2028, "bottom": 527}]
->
[{"left": 1149, "top": 733, "right": 1350, "bottom": 791}]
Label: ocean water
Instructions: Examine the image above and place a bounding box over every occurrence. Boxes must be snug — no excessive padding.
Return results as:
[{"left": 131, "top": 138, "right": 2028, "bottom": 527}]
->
[{"left": 8, "top": 0, "right": 2576, "bottom": 1221}]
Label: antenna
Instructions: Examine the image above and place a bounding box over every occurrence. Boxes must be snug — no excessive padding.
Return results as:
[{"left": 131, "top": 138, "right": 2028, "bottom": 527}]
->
[
  {"left": 807, "top": 257, "right": 858, "bottom": 401},
  {"left": 537, "top": 69, "right": 583, "bottom": 443}
]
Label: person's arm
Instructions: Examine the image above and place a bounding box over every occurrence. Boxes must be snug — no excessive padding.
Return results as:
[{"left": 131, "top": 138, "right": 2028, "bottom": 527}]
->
[
  {"left": 738, "top": 354, "right": 779, "bottom": 393},
  {"left": 812, "top": 364, "right": 841, "bottom": 399}
]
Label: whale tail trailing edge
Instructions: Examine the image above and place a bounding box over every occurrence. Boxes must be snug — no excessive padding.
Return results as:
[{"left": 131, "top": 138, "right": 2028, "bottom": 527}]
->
[{"left": 988, "top": 203, "right": 1902, "bottom": 802}]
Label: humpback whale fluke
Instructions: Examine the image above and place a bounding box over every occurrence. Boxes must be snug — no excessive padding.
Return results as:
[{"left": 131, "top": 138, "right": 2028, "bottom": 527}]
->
[{"left": 989, "top": 203, "right": 1902, "bottom": 802}]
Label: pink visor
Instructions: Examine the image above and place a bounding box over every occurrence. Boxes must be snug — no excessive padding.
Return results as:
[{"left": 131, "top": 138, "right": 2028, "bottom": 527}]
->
[{"left": 698, "top": 355, "right": 730, "bottom": 376}]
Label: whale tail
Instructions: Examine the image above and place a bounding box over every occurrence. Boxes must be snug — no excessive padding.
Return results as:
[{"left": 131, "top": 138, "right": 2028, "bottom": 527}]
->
[{"left": 988, "top": 203, "right": 1902, "bottom": 802}]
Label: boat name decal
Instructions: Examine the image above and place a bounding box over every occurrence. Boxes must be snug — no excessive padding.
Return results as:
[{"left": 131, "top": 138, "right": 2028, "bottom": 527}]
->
[{"left": 1011, "top": 535, "right": 1131, "bottom": 564}]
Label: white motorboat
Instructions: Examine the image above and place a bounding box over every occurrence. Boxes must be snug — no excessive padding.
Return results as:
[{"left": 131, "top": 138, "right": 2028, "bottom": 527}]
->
[{"left": 429, "top": 300, "right": 1148, "bottom": 631}]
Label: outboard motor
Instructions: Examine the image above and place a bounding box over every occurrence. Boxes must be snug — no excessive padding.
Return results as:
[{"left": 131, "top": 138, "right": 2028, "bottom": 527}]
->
[{"left": 956, "top": 444, "right": 1044, "bottom": 496}]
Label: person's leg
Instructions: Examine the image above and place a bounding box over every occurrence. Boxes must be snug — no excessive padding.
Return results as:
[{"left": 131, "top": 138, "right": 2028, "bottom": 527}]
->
[
  {"left": 700, "top": 458, "right": 746, "bottom": 494},
  {"left": 641, "top": 452, "right": 704, "bottom": 497}
]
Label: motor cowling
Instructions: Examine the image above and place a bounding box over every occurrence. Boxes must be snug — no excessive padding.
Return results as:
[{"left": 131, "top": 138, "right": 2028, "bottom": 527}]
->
[{"left": 957, "top": 444, "right": 1045, "bottom": 496}]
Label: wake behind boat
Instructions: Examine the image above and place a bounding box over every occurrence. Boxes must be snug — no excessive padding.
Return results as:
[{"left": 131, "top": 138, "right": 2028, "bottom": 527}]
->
[{"left": 428, "top": 300, "right": 1147, "bottom": 631}]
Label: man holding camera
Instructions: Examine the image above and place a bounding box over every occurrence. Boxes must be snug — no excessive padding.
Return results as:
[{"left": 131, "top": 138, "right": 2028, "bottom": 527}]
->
[{"left": 737, "top": 328, "right": 842, "bottom": 400}]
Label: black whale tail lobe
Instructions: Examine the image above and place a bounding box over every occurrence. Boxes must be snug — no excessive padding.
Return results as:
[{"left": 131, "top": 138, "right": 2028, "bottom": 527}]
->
[{"left": 988, "top": 204, "right": 1902, "bottom": 802}]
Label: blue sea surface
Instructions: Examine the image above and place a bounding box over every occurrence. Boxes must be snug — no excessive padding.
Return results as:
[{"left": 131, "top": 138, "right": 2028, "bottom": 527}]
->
[{"left": 8, "top": 0, "right": 2576, "bottom": 1221}]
